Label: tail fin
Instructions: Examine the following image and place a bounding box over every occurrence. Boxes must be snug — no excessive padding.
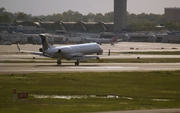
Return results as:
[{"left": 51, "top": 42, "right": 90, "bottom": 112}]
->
[
  {"left": 39, "top": 34, "right": 51, "bottom": 51},
  {"left": 110, "top": 32, "right": 119, "bottom": 42}
]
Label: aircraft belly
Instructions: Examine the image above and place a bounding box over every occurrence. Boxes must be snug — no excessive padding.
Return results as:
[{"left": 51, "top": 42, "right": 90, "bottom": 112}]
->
[{"left": 50, "top": 53, "right": 62, "bottom": 58}]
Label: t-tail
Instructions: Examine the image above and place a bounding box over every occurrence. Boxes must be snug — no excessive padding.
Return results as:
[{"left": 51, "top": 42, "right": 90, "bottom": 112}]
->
[{"left": 39, "top": 34, "right": 51, "bottom": 51}]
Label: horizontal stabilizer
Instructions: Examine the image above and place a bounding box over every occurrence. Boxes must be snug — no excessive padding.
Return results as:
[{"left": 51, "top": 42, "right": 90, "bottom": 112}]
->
[{"left": 117, "top": 39, "right": 123, "bottom": 42}]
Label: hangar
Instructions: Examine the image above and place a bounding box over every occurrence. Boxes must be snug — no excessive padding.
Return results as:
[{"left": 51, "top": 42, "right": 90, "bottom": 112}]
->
[{"left": 14, "top": 21, "right": 114, "bottom": 34}]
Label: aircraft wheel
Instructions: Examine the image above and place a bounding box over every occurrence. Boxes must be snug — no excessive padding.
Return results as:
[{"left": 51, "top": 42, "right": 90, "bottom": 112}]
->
[
  {"left": 96, "top": 57, "right": 100, "bottom": 60},
  {"left": 75, "top": 62, "right": 79, "bottom": 66},
  {"left": 57, "top": 60, "right": 61, "bottom": 65}
]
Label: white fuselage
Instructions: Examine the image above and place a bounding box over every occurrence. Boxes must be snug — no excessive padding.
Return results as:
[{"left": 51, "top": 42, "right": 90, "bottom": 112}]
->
[{"left": 45, "top": 43, "right": 103, "bottom": 60}]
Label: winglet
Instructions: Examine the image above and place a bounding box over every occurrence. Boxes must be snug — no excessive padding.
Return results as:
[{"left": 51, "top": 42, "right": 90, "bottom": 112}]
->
[{"left": 16, "top": 43, "right": 21, "bottom": 51}]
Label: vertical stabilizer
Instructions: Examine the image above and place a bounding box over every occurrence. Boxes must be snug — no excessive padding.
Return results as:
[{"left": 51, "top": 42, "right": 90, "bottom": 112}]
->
[
  {"left": 111, "top": 32, "right": 119, "bottom": 42},
  {"left": 39, "top": 34, "right": 51, "bottom": 51}
]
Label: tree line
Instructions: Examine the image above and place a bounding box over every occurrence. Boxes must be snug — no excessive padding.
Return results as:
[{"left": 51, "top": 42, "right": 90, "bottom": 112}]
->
[{"left": 0, "top": 7, "right": 179, "bottom": 31}]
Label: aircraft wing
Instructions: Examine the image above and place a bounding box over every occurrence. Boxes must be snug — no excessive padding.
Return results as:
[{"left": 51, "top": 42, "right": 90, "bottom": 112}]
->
[
  {"left": 20, "top": 50, "right": 43, "bottom": 56},
  {"left": 16, "top": 43, "right": 44, "bottom": 56}
]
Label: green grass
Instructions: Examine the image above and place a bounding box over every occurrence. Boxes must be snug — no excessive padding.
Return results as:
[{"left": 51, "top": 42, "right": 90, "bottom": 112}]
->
[{"left": 1, "top": 71, "right": 180, "bottom": 113}]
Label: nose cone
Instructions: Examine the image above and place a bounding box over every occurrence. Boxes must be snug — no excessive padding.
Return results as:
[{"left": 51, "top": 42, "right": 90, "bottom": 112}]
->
[
  {"left": 98, "top": 46, "right": 103, "bottom": 55},
  {"left": 101, "top": 47, "right": 103, "bottom": 53}
]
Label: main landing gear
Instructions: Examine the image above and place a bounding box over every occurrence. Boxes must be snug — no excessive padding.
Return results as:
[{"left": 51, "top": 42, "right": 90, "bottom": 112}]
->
[
  {"left": 57, "top": 59, "right": 61, "bottom": 65},
  {"left": 75, "top": 60, "right": 79, "bottom": 66}
]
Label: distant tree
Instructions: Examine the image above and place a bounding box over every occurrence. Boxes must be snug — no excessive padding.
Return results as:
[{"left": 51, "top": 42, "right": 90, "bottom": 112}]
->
[
  {"left": 0, "top": 14, "right": 11, "bottom": 23},
  {"left": 62, "top": 10, "right": 71, "bottom": 21},
  {"left": 15, "top": 12, "right": 28, "bottom": 21},
  {"left": 0, "top": 7, "right": 169, "bottom": 31},
  {"left": 165, "top": 21, "right": 180, "bottom": 30},
  {"left": 156, "top": 14, "right": 165, "bottom": 24},
  {"left": 104, "top": 12, "right": 114, "bottom": 22},
  {"left": 94, "top": 13, "right": 104, "bottom": 22},
  {"left": 126, "top": 12, "right": 166, "bottom": 31},
  {"left": 0, "top": 7, "right": 6, "bottom": 13},
  {"left": 86, "top": 13, "right": 95, "bottom": 22},
  {"left": 32, "top": 17, "right": 41, "bottom": 22},
  {"left": 73, "top": 11, "right": 83, "bottom": 22},
  {"left": 51, "top": 13, "right": 63, "bottom": 21}
]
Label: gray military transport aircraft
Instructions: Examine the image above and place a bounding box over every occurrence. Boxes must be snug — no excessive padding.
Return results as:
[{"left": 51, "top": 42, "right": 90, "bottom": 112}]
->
[{"left": 17, "top": 34, "right": 103, "bottom": 66}]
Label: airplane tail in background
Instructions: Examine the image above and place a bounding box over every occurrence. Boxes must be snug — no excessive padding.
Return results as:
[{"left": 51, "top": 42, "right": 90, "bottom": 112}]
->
[
  {"left": 110, "top": 32, "right": 119, "bottom": 42},
  {"left": 39, "top": 34, "right": 51, "bottom": 51}
]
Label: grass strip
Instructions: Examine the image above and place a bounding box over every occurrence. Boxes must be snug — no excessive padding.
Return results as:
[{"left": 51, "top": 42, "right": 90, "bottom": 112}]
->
[{"left": 0, "top": 71, "right": 180, "bottom": 113}]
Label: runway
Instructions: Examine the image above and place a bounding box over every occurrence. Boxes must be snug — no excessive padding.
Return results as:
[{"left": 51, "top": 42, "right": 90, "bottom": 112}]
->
[
  {"left": 0, "top": 63, "right": 180, "bottom": 73},
  {"left": 0, "top": 42, "right": 180, "bottom": 73},
  {"left": 92, "top": 108, "right": 180, "bottom": 113}
]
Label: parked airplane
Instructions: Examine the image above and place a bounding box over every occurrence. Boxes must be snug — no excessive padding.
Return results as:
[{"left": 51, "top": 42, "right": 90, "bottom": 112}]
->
[
  {"left": 17, "top": 34, "right": 103, "bottom": 66},
  {"left": 84, "top": 32, "right": 122, "bottom": 45},
  {"left": 166, "top": 31, "right": 180, "bottom": 35}
]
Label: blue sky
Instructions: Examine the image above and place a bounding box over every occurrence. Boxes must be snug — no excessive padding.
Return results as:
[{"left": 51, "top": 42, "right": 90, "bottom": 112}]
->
[{"left": 0, "top": 0, "right": 180, "bottom": 15}]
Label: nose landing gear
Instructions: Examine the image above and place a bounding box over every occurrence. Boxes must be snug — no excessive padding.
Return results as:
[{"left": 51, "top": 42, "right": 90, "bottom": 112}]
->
[{"left": 57, "top": 59, "right": 61, "bottom": 65}]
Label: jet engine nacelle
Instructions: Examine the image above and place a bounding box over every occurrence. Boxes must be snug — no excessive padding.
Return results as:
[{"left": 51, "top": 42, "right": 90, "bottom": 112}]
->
[
  {"left": 58, "top": 49, "right": 61, "bottom": 53},
  {"left": 39, "top": 48, "right": 43, "bottom": 52}
]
